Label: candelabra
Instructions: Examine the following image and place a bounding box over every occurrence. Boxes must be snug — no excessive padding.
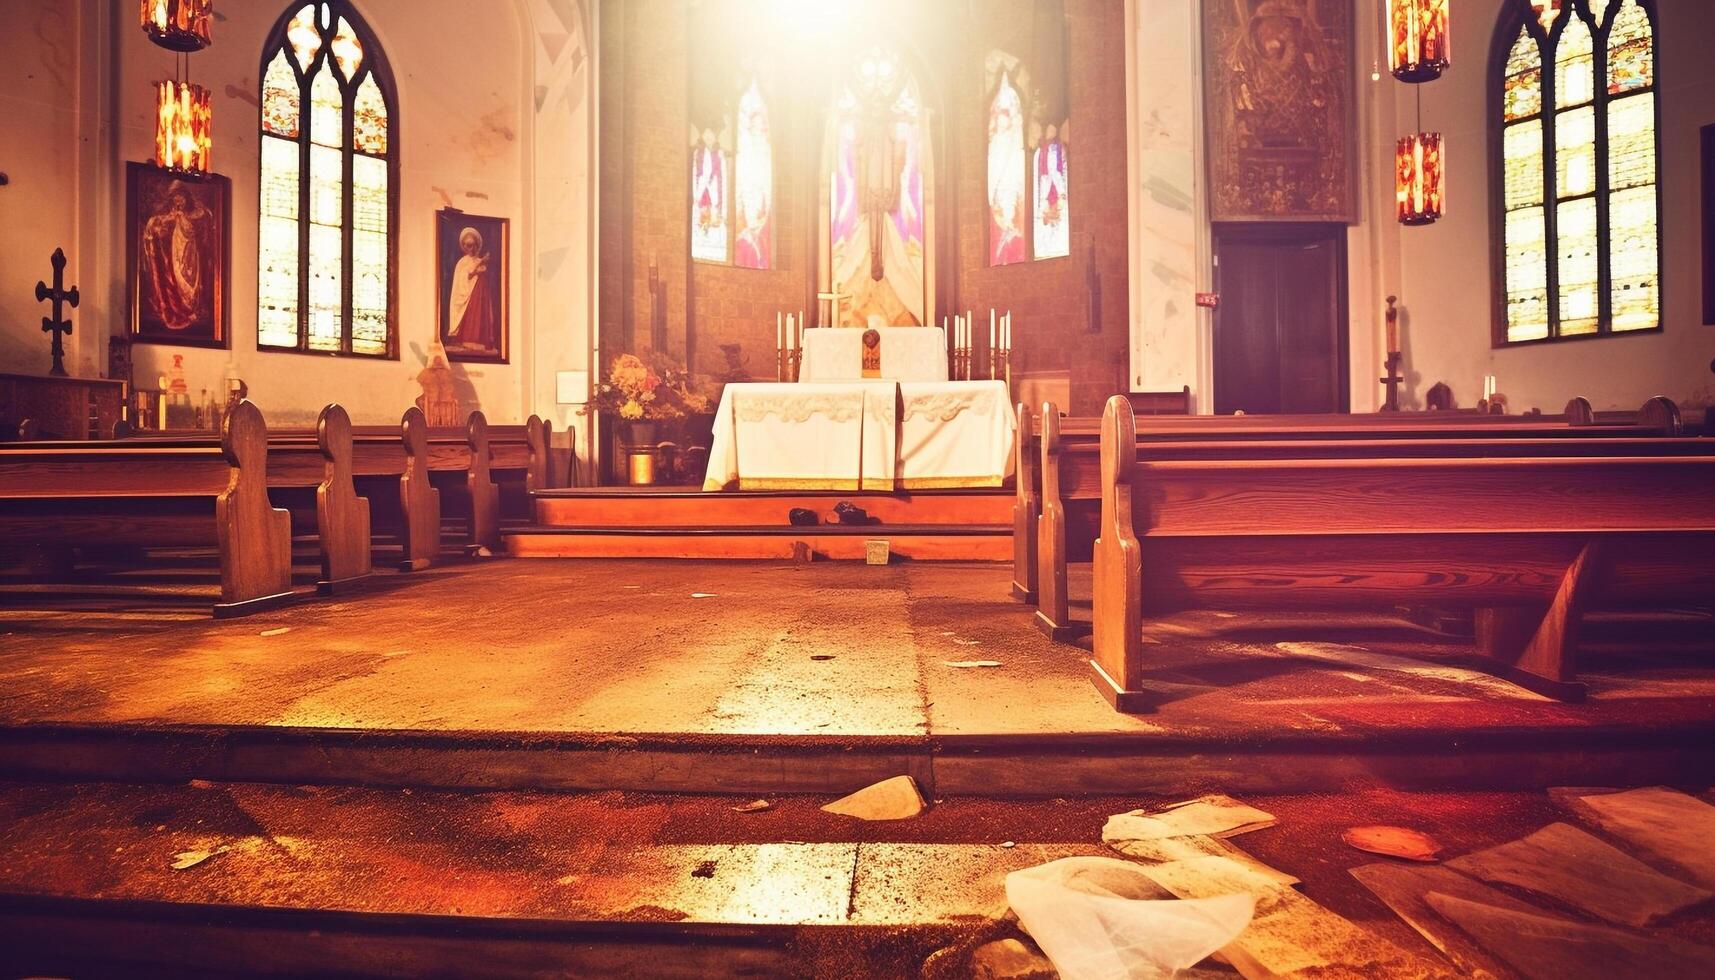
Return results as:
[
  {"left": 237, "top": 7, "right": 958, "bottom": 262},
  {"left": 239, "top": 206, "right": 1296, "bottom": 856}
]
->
[{"left": 776, "top": 343, "right": 802, "bottom": 383}]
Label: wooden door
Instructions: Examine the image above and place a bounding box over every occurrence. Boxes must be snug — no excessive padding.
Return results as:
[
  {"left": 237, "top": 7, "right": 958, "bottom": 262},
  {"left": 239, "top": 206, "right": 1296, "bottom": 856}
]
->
[{"left": 1212, "top": 223, "right": 1348, "bottom": 415}]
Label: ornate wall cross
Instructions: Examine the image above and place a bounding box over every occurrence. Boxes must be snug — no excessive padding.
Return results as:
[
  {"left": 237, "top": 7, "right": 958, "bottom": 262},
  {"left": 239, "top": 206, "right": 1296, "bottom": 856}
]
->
[{"left": 35, "top": 248, "right": 79, "bottom": 377}]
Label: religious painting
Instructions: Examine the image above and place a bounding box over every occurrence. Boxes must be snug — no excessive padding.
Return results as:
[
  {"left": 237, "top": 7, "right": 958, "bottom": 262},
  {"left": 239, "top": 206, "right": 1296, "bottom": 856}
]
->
[
  {"left": 733, "top": 79, "right": 773, "bottom": 270},
  {"left": 1033, "top": 123, "right": 1070, "bottom": 259},
  {"left": 987, "top": 70, "right": 1028, "bottom": 267},
  {"left": 824, "top": 47, "right": 930, "bottom": 327},
  {"left": 126, "top": 162, "right": 230, "bottom": 349},
  {"left": 690, "top": 126, "right": 729, "bottom": 263},
  {"left": 1203, "top": 0, "right": 1354, "bottom": 222},
  {"left": 435, "top": 209, "right": 509, "bottom": 363}
]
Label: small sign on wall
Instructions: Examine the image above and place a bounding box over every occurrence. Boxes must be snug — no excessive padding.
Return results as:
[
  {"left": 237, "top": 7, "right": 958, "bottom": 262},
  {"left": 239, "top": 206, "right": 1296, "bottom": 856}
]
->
[
  {"left": 556, "top": 370, "right": 589, "bottom": 404},
  {"left": 1195, "top": 292, "right": 1220, "bottom": 309}
]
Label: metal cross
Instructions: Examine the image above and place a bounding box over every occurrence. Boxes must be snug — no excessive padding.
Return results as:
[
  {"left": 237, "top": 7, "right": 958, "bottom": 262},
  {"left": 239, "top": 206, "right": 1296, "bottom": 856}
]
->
[
  {"left": 815, "top": 282, "right": 850, "bottom": 328},
  {"left": 35, "top": 248, "right": 79, "bottom": 378}
]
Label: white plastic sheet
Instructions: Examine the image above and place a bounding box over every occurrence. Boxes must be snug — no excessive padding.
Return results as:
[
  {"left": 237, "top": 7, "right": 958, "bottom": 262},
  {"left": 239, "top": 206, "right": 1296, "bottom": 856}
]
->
[{"left": 1005, "top": 856, "right": 1254, "bottom": 980}]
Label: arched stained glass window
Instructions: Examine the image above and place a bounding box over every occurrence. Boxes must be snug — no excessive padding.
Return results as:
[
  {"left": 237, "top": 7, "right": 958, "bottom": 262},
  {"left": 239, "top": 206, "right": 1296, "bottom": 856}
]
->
[
  {"left": 1493, "top": 0, "right": 1658, "bottom": 345},
  {"left": 987, "top": 70, "right": 1027, "bottom": 267},
  {"left": 258, "top": 2, "right": 396, "bottom": 357},
  {"left": 985, "top": 51, "right": 1069, "bottom": 267},
  {"left": 733, "top": 79, "right": 772, "bottom": 270},
  {"left": 691, "top": 77, "right": 773, "bottom": 270}
]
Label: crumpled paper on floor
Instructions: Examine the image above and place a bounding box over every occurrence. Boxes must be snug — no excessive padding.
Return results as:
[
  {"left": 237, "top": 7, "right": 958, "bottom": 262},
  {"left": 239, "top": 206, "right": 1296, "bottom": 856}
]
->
[{"left": 1005, "top": 856, "right": 1254, "bottom": 980}]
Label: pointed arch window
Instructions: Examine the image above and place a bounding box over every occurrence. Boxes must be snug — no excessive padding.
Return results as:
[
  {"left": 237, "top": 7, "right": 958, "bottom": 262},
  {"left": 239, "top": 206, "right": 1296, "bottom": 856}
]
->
[
  {"left": 985, "top": 51, "right": 1069, "bottom": 267},
  {"left": 1493, "top": 0, "right": 1658, "bottom": 345},
  {"left": 258, "top": 2, "right": 397, "bottom": 357},
  {"left": 691, "top": 75, "right": 773, "bottom": 270}
]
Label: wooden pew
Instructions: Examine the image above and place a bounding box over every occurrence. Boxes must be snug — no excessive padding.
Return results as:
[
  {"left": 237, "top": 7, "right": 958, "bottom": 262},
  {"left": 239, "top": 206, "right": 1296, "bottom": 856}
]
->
[
  {"left": 1020, "top": 396, "right": 1695, "bottom": 638},
  {"left": 0, "top": 400, "right": 294, "bottom": 616},
  {"left": 106, "top": 405, "right": 378, "bottom": 592},
  {"left": 344, "top": 410, "right": 550, "bottom": 563},
  {"left": 1088, "top": 396, "right": 1715, "bottom": 709}
]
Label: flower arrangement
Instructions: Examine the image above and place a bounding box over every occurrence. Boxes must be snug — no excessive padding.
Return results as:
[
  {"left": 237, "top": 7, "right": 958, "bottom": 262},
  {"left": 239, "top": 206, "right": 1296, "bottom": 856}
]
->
[{"left": 585, "top": 353, "right": 710, "bottom": 422}]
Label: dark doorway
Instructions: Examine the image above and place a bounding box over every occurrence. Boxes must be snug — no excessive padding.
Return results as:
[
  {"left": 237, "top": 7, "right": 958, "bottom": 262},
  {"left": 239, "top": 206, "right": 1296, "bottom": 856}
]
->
[{"left": 1212, "top": 223, "right": 1349, "bottom": 415}]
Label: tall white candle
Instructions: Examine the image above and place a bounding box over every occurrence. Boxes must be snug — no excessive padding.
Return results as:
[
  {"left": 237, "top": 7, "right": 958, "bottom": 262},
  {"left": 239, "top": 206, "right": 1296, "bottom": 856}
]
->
[
  {"left": 989, "top": 309, "right": 997, "bottom": 351},
  {"left": 777, "top": 311, "right": 784, "bottom": 350}
]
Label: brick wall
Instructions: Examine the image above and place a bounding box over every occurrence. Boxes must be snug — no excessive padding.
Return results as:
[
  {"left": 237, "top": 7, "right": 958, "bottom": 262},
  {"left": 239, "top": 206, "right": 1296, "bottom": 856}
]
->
[{"left": 599, "top": 0, "right": 1129, "bottom": 412}]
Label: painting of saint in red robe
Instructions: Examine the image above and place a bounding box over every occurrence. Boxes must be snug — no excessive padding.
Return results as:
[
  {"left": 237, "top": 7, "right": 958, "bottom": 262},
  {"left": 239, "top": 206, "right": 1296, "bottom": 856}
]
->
[
  {"left": 127, "top": 163, "right": 229, "bottom": 348},
  {"left": 436, "top": 209, "right": 509, "bottom": 363}
]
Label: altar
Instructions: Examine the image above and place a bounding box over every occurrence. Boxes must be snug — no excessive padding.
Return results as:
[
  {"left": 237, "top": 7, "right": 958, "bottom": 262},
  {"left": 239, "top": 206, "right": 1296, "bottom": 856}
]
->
[{"left": 703, "top": 327, "right": 1014, "bottom": 492}]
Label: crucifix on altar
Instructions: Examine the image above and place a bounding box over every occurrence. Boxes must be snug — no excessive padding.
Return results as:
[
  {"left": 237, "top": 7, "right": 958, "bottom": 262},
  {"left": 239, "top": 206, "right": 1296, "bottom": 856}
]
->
[
  {"left": 816, "top": 281, "right": 851, "bottom": 328},
  {"left": 35, "top": 248, "right": 80, "bottom": 378}
]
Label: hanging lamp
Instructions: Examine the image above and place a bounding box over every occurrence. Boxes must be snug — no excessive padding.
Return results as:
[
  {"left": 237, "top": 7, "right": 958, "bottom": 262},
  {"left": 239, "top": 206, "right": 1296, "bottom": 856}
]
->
[
  {"left": 140, "top": 0, "right": 212, "bottom": 52},
  {"left": 1385, "top": 1, "right": 1450, "bottom": 82}
]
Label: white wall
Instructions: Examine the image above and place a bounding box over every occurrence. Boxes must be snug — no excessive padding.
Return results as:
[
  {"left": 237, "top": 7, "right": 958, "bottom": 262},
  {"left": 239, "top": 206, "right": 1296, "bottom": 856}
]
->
[
  {"left": 1386, "top": 0, "right": 1713, "bottom": 413},
  {"left": 0, "top": 0, "right": 596, "bottom": 432},
  {"left": 1126, "top": 0, "right": 1710, "bottom": 415}
]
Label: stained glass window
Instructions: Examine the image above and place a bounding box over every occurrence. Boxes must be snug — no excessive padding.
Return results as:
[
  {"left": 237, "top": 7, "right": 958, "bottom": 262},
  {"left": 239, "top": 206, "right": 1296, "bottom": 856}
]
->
[
  {"left": 827, "top": 48, "right": 929, "bottom": 326},
  {"left": 987, "top": 72, "right": 1027, "bottom": 267},
  {"left": 732, "top": 80, "right": 772, "bottom": 270},
  {"left": 257, "top": 1, "right": 395, "bottom": 357},
  {"left": 1495, "top": 0, "right": 1658, "bottom": 344}
]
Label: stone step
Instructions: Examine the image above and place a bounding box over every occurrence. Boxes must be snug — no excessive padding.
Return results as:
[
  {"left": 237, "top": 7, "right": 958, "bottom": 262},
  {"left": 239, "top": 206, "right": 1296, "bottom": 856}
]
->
[
  {"left": 532, "top": 487, "right": 1011, "bottom": 529},
  {"left": 504, "top": 523, "right": 1012, "bottom": 560}
]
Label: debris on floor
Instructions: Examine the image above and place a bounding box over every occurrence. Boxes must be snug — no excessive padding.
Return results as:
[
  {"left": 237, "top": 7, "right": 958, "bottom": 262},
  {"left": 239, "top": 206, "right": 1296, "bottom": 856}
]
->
[
  {"left": 731, "top": 799, "right": 771, "bottom": 813},
  {"left": 1550, "top": 785, "right": 1715, "bottom": 889},
  {"left": 1138, "top": 855, "right": 1442, "bottom": 978},
  {"left": 1341, "top": 825, "right": 1441, "bottom": 863},
  {"left": 944, "top": 660, "right": 1003, "bottom": 668},
  {"left": 1446, "top": 821, "right": 1713, "bottom": 927},
  {"left": 1005, "top": 856, "right": 1253, "bottom": 980},
  {"left": 169, "top": 847, "right": 224, "bottom": 870},
  {"left": 821, "top": 775, "right": 925, "bottom": 821},
  {"left": 1425, "top": 892, "right": 1715, "bottom": 980},
  {"left": 1103, "top": 794, "right": 1278, "bottom": 843},
  {"left": 1351, "top": 861, "right": 1546, "bottom": 978},
  {"left": 967, "top": 937, "right": 1057, "bottom": 980}
]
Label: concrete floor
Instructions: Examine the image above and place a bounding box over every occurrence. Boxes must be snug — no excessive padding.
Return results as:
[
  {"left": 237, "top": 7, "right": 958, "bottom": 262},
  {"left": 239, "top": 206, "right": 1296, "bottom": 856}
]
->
[
  {"left": 0, "top": 559, "right": 1710, "bottom": 741},
  {"left": 3, "top": 779, "right": 1713, "bottom": 978}
]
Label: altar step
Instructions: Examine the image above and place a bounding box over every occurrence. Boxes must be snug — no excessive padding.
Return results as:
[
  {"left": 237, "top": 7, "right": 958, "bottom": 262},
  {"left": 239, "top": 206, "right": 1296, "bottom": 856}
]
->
[
  {"left": 508, "top": 487, "right": 1012, "bottom": 560},
  {"left": 531, "top": 487, "right": 1011, "bottom": 527},
  {"left": 503, "top": 524, "right": 1011, "bottom": 560}
]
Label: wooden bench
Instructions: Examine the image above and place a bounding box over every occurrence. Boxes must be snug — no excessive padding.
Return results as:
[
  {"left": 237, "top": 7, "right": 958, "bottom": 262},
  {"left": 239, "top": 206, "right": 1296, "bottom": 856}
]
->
[
  {"left": 1087, "top": 396, "right": 1715, "bottom": 708},
  {"left": 346, "top": 411, "right": 552, "bottom": 564},
  {"left": 1016, "top": 397, "right": 1692, "bottom": 638},
  {"left": 0, "top": 400, "right": 294, "bottom": 616},
  {"left": 101, "top": 404, "right": 376, "bottom": 592}
]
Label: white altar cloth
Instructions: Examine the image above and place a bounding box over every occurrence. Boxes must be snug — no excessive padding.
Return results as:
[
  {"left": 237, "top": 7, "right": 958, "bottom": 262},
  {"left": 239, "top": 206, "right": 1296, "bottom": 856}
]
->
[
  {"left": 703, "top": 380, "right": 1014, "bottom": 491},
  {"left": 799, "top": 326, "right": 948, "bottom": 383},
  {"left": 896, "top": 380, "right": 1015, "bottom": 489}
]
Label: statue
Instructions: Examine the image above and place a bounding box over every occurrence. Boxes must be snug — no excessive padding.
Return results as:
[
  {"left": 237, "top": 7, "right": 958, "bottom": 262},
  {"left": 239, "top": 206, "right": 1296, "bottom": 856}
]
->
[{"left": 415, "top": 340, "right": 460, "bottom": 428}]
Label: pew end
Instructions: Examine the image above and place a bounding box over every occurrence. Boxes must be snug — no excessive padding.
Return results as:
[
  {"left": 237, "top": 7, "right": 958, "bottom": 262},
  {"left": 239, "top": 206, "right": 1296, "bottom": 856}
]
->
[
  {"left": 398, "top": 407, "right": 442, "bottom": 571},
  {"left": 1035, "top": 401, "right": 1089, "bottom": 641},
  {"left": 1010, "top": 401, "right": 1038, "bottom": 602},
  {"left": 314, "top": 403, "right": 374, "bottom": 594},
  {"left": 465, "top": 411, "right": 502, "bottom": 556},
  {"left": 213, "top": 400, "right": 296, "bottom": 617}
]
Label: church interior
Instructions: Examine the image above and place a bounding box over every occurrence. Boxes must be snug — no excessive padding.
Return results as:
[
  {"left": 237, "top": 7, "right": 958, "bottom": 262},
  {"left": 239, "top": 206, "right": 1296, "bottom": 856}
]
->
[{"left": 2, "top": 0, "right": 1714, "bottom": 975}]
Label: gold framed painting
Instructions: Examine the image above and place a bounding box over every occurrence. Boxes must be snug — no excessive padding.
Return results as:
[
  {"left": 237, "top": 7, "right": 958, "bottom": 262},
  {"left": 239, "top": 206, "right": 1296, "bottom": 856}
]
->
[
  {"left": 436, "top": 208, "right": 509, "bottom": 363},
  {"left": 126, "top": 162, "right": 231, "bottom": 349}
]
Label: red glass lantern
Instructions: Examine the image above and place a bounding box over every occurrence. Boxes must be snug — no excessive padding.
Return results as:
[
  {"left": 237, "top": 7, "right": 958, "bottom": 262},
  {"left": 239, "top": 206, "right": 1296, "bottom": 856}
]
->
[
  {"left": 1386, "top": 0, "right": 1450, "bottom": 82},
  {"left": 1396, "top": 133, "right": 1444, "bottom": 226},
  {"left": 155, "top": 80, "right": 212, "bottom": 172},
  {"left": 140, "top": 0, "right": 212, "bottom": 52}
]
